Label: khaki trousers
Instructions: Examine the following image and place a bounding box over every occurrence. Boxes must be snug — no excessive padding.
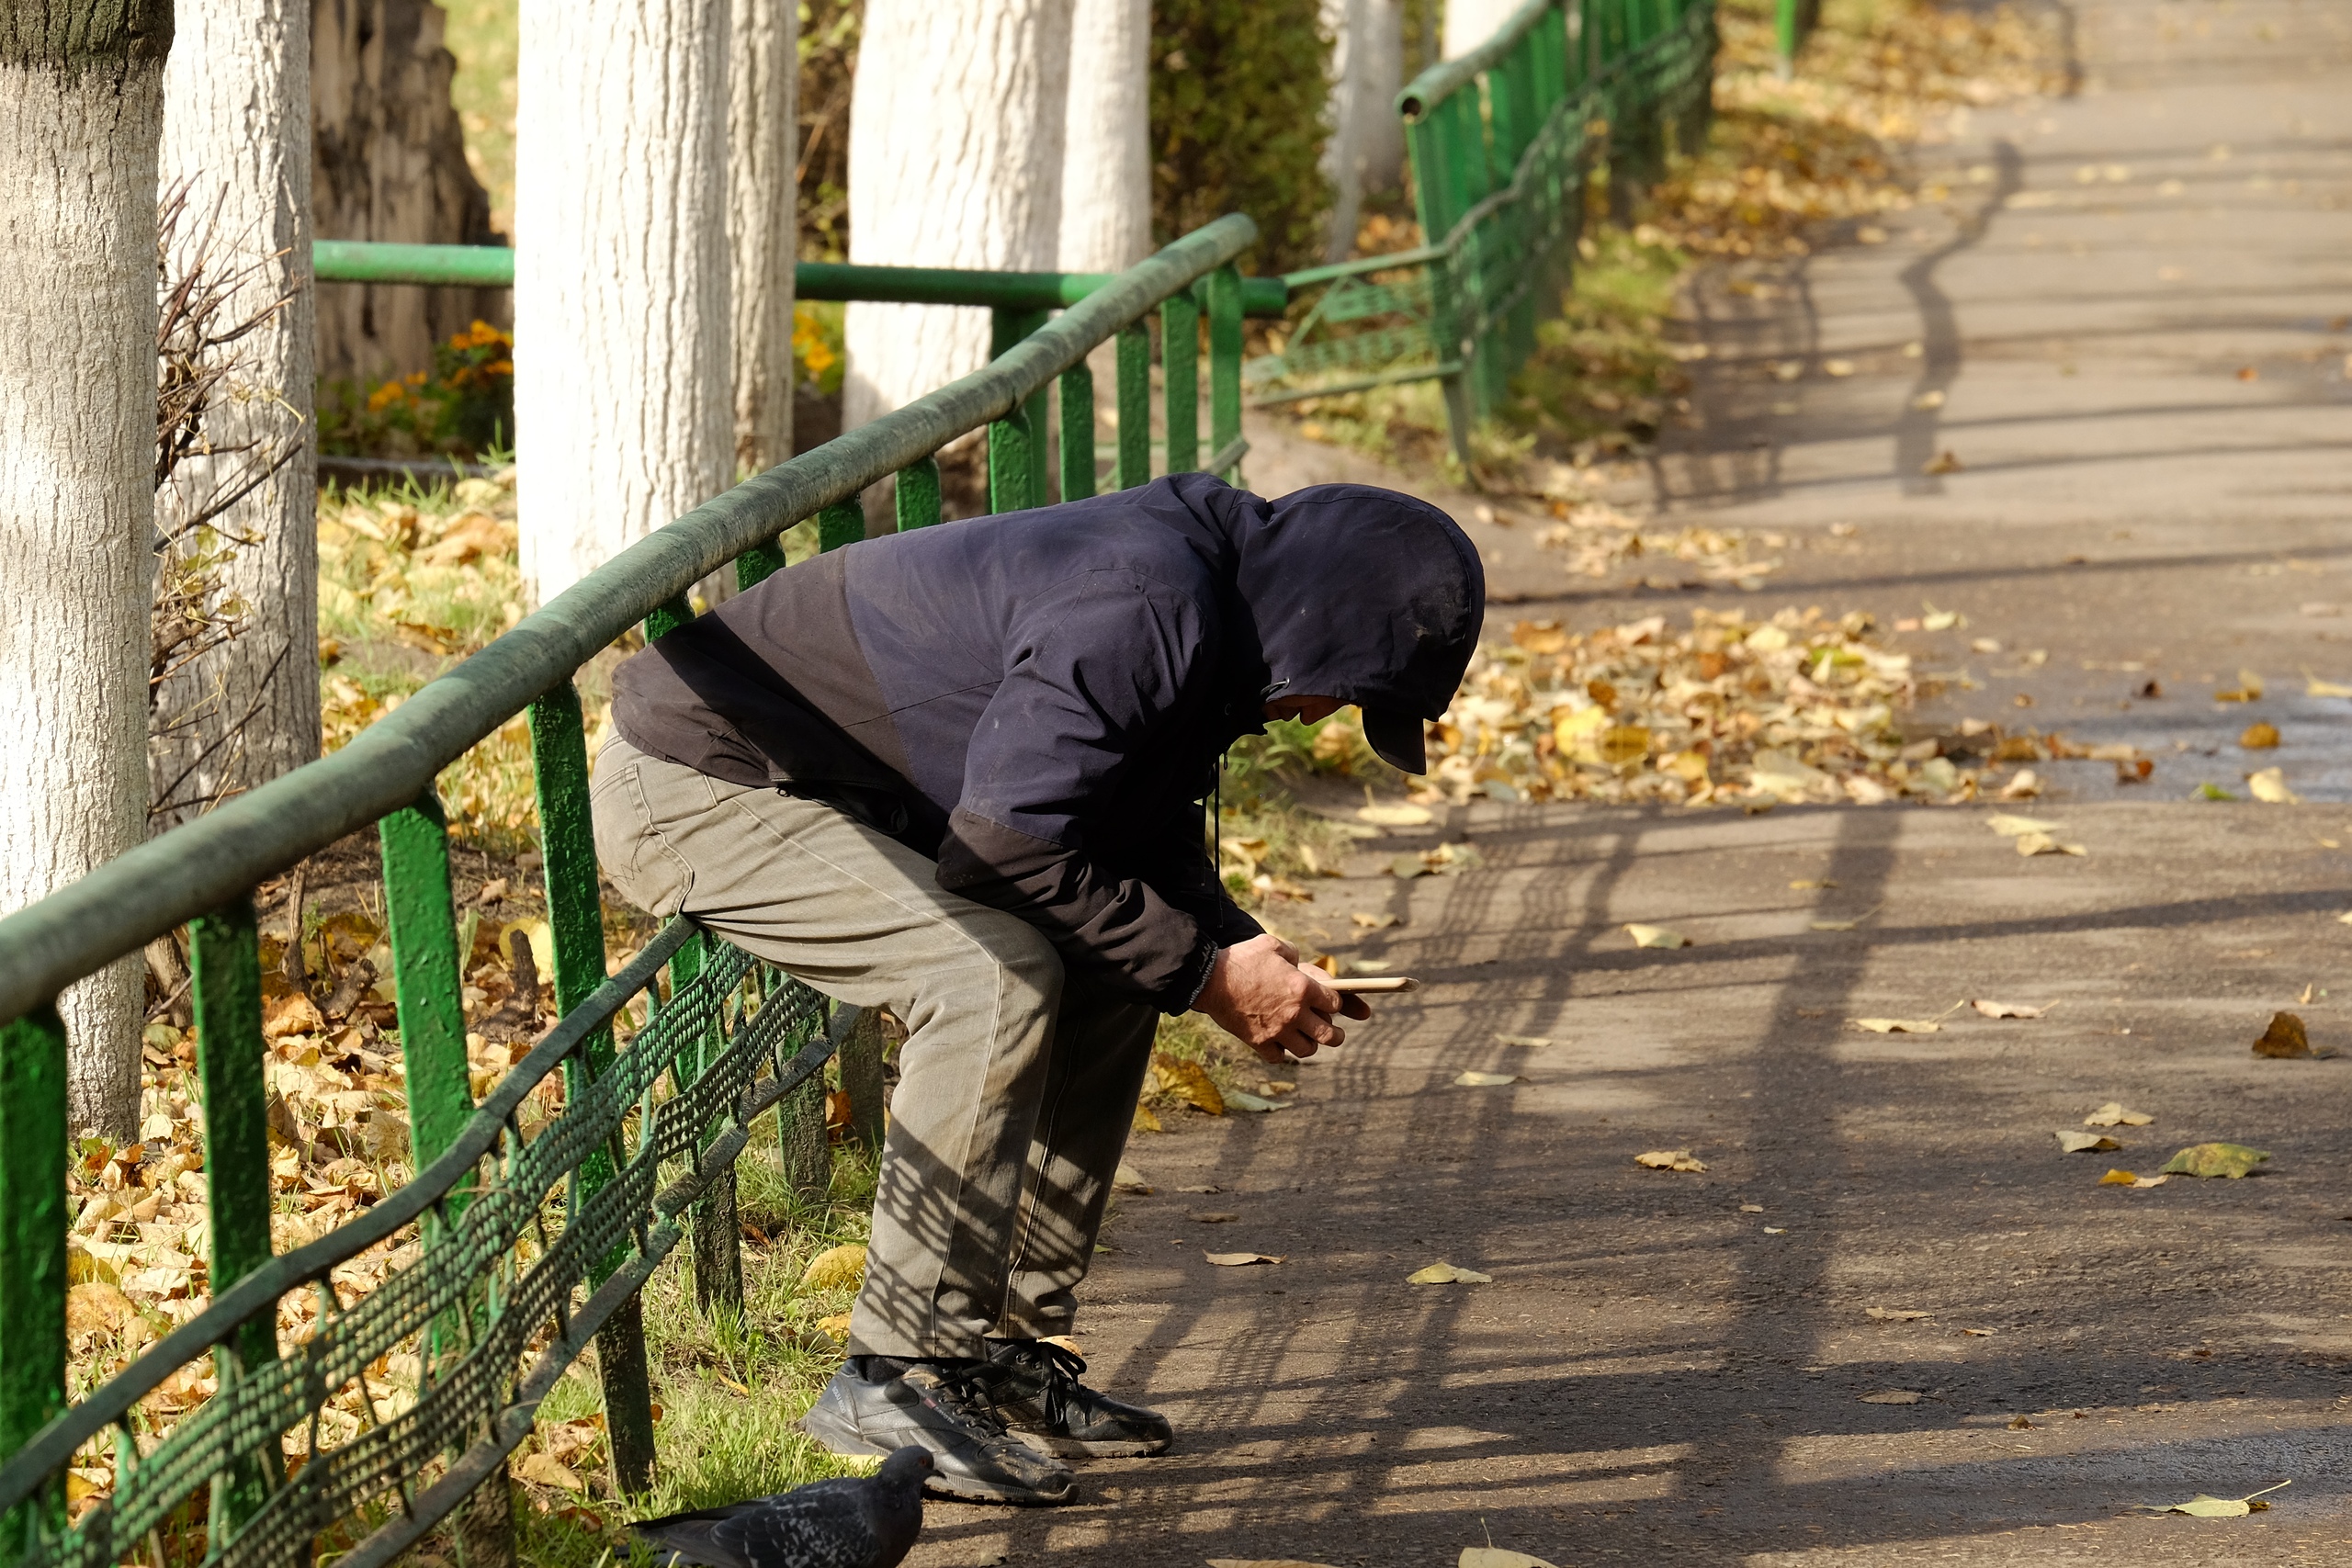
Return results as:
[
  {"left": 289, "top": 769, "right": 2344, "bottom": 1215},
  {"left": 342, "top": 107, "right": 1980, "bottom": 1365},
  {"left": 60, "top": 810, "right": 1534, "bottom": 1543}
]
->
[{"left": 589, "top": 738, "right": 1158, "bottom": 1359}]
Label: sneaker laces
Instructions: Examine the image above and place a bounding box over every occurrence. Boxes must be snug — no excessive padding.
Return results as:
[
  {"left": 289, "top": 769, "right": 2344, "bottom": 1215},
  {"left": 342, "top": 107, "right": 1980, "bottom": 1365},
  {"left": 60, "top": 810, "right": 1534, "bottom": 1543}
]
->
[
  {"left": 922, "top": 1360, "right": 1017, "bottom": 1438},
  {"left": 1010, "top": 1339, "right": 1090, "bottom": 1431}
]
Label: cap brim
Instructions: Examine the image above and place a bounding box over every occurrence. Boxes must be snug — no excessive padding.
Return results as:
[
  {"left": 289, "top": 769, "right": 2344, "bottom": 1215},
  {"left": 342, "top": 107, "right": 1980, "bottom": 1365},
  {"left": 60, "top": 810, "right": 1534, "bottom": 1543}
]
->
[{"left": 1361, "top": 707, "right": 1428, "bottom": 775}]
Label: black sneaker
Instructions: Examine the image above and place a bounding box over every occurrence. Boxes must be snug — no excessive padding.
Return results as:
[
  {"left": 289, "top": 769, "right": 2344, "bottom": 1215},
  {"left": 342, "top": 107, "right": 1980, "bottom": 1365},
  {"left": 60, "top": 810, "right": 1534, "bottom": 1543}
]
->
[
  {"left": 986, "top": 1338, "right": 1173, "bottom": 1458},
  {"left": 800, "top": 1357, "right": 1076, "bottom": 1505}
]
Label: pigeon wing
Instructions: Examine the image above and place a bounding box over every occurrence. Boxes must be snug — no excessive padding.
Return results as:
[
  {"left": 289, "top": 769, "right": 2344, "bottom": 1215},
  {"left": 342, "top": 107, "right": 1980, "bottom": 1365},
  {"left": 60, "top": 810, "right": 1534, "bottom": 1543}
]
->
[{"left": 710, "top": 1489, "right": 879, "bottom": 1568}]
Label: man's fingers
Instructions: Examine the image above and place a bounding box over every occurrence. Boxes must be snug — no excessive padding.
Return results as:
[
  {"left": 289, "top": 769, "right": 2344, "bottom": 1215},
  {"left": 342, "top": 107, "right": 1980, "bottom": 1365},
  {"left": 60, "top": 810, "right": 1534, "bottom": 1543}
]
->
[
  {"left": 1339, "top": 993, "right": 1373, "bottom": 1021},
  {"left": 1274, "top": 1027, "right": 1321, "bottom": 1058},
  {"left": 1249, "top": 1037, "right": 1292, "bottom": 1065}
]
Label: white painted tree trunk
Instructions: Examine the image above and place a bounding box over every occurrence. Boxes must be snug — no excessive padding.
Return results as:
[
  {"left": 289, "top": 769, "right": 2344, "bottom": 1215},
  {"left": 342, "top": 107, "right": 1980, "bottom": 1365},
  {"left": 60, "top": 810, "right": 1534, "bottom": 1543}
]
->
[
  {"left": 842, "top": 0, "right": 1076, "bottom": 432},
  {"left": 1057, "top": 0, "right": 1149, "bottom": 274},
  {"left": 1320, "top": 0, "right": 1406, "bottom": 263},
  {"left": 1443, "top": 0, "right": 1521, "bottom": 59},
  {"left": 729, "top": 0, "right": 797, "bottom": 473},
  {"left": 154, "top": 0, "right": 321, "bottom": 825},
  {"left": 0, "top": 34, "right": 169, "bottom": 1137},
  {"left": 514, "top": 0, "right": 733, "bottom": 605}
]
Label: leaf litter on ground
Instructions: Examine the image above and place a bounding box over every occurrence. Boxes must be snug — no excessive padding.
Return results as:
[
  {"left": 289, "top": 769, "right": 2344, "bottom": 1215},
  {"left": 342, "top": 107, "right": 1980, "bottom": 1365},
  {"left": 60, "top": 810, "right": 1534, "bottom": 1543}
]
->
[
  {"left": 1973, "top": 999, "right": 2049, "bottom": 1020},
  {"left": 1204, "top": 1252, "right": 1284, "bottom": 1267},
  {"left": 1454, "top": 1071, "right": 1528, "bottom": 1088},
  {"left": 1636, "top": 1149, "right": 1708, "bottom": 1172},
  {"left": 2056, "top": 1132, "right": 2122, "bottom": 1154},
  {"left": 1867, "top": 1307, "right": 1933, "bottom": 1322},
  {"left": 2084, "top": 1101, "right": 2153, "bottom": 1127},
  {"left": 2252, "top": 1010, "right": 2331, "bottom": 1059},
  {"left": 1626, "top": 922, "right": 1691, "bottom": 949},
  {"left": 1460, "top": 1551, "right": 1558, "bottom": 1568},
  {"left": 2100, "top": 1169, "right": 2169, "bottom": 1189}
]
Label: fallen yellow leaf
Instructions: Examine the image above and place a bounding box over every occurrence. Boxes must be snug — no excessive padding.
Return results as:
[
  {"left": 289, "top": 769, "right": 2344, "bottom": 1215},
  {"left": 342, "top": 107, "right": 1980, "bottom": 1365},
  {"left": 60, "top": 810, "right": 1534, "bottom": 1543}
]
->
[
  {"left": 516, "top": 1452, "right": 585, "bottom": 1492},
  {"left": 1408, "top": 1262, "right": 1494, "bottom": 1285},
  {"left": 2056, "top": 1131, "right": 2121, "bottom": 1153},
  {"left": 813, "top": 1312, "right": 853, "bottom": 1341},
  {"left": 1849, "top": 1017, "right": 1941, "bottom": 1033},
  {"left": 1635, "top": 1149, "right": 1708, "bottom": 1172},
  {"left": 2248, "top": 767, "right": 2299, "bottom": 803},
  {"left": 1860, "top": 1390, "right": 1924, "bottom": 1404},
  {"left": 1204, "top": 1252, "right": 1283, "bottom": 1267},
  {"left": 1973, "top": 999, "right": 2047, "bottom": 1019},
  {"left": 2241, "top": 721, "right": 2281, "bottom": 750},
  {"left": 1494, "top": 1032, "right": 1554, "bottom": 1047},
  {"left": 2083, "top": 1101, "right": 2153, "bottom": 1127},
  {"left": 1625, "top": 922, "right": 1690, "bottom": 949},
  {"left": 1985, "top": 813, "right": 2062, "bottom": 837},
  {"left": 1357, "top": 804, "right": 1433, "bottom": 827},
  {"left": 2132, "top": 1481, "right": 2290, "bottom": 1517},
  {"left": 1866, "top": 1307, "right": 1932, "bottom": 1321},
  {"left": 2014, "top": 830, "right": 2086, "bottom": 857},
  {"left": 1150, "top": 1052, "right": 1226, "bottom": 1114},
  {"left": 1453, "top": 1071, "right": 1525, "bottom": 1087},
  {"left": 800, "top": 1243, "right": 866, "bottom": 1291},
  {"left": 1460, "top": 1552, "right": 1559, "bottom": 1568}
]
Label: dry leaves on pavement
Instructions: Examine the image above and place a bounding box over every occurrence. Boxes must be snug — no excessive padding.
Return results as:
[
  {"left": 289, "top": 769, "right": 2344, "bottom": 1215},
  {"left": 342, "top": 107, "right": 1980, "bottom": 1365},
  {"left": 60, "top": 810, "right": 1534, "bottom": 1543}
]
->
[
  {"left": 2099, "top": 1169, "right": 2169, "bottom": 1189},
  {"left": 1626, "top": 922, "right": 1691, "bottom": 949},
  {"left": 1494, "top": 1032, "right": 1555, "bottom": 1047},
  {"left": 1973, "top": 999, "right": 2047, "bottom": 1020},
  {"left": 1867, "top": 1307, "right": 1932, "bottom": 1322},
  {"left": 1454, "top": 1071, "right": 1527, "bottom": 1087},
  {"left": 2253, "top": 1010, "right": 2325, "bottom": 1059},
  {"left": 1389, "top": 608, "right": 1941, "bottom": 809},
  {"left": 1147, "top": 1053, "right": 1227, "bottom": 1114},
  {"left": 1849, "top": 1016, "right": 1944, "bottom": 1034},
  {"left": 2131, "top": 1481, "right": 2290, "bottom": 1517},
  {"left": 2249, "top": 767, "right": 2300, "bottom": 804},
  {"left": 1204, "top": 1252, "right": 1284, "bottom": 1267},
  {"left": 2160, "top": 1143, "right": 2269, "bottom": 1179},
  {"left": 2056, "top": 1132, "right": 2122, "bottom": 1154},
  {"left": 2084, "top": 1102, "right": 2153, "bottom": 1127},
  {"left": 1859, "top": 1390, "right": 1926, "bottom": 1404},
  {"left": 1408, "top": 1262, "right": 1495, "bottom": 1285},
  {"left": 1460, "top": 1551, "right": 1559, "bottom": 1568},
  {"left": 1635, "top": 1149, "right": 1708, "bottom": 1172}
]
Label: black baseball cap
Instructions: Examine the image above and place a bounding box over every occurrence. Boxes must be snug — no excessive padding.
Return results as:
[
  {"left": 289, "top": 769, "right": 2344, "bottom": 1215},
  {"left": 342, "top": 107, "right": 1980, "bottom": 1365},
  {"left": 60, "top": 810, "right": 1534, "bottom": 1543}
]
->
[{"left": 1361, "top": 706, "right": 1430, "bottom": 775}]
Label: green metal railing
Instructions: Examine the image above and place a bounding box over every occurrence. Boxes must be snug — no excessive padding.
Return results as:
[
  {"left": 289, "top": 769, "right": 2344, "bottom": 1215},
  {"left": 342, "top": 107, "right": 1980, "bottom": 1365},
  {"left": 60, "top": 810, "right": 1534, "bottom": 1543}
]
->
[
  {"left": 1776, "top": 0, "right": 1820, "bottom": 76},
  {"left": 311, "top": 242, "right": 1286, "bottom": 492},
  {"left": 1248, "top": 0, "right": 1718, "bottom": 464},
  {"left": 0, "top": 213, "right": 1265, "bottom": 1568}
]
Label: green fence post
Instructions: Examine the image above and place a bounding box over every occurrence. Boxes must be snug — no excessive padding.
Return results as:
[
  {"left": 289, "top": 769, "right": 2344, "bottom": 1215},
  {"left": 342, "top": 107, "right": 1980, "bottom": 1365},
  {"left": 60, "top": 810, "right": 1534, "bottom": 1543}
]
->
[
  {"left": 187, "top": 898, "right": 279, "bottom": 1541},
  {"left": 1406, "top": 108, "right": 1477, "bottom": 472},
  {"left": 1161, "top": 291, "right": 1200, "bottom": 471},
  {"left": 1206, "top": 265, "right": 1245, "bottom": 482},
  {"left": 989, "top": 308, "right": 1050, "bottom": 510},
  {"left": 523, "top": 682, "right": 658, "bottom": 1489},
  {"left": 894, "top": 457, "right": 943, "bottom": 529},
  {"left": 735, "top": 536, "right": 788, "bottom": 592},
  {"left": 1114, "top": 324, "right": 1151, "bottom": 490},
  {"left": 380, "top": 794, "right": 473, "bottom": 1184},
  {"left": 644, "top": 597, "right": 695, "bottom": 640},
  {"left": 837, "top": 1009, "right": 888, "bottom": 1151},
  {"left": 1058, "top": 360, "right": 1097, "bottom": 502},
  {"left": 1776, "top": 0, "right": 1803, "bottom": 78},
  {"left": 0, "top": 1004, "right": 67, "bottom": 1564},
  {"left": 818, "top": 498, "right": 865, "bottom": 552}
]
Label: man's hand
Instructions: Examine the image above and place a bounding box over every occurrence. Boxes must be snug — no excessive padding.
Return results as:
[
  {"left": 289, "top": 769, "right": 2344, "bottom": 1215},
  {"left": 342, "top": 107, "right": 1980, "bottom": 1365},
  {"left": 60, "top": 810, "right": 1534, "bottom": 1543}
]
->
[{"left": 1194, "top": 933, "right": 1373, "bottom": 1064}]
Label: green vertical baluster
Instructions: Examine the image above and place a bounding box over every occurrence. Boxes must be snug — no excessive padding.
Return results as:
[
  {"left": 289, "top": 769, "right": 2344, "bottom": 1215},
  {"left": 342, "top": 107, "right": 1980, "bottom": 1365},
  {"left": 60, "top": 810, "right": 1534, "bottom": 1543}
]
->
[
  {"left": 188, "top": 899, "right": 279, "bottom": 1543},
  {"left": 663, "top": 932, "right": 741, "bottom": 1314},
  {"left": 1057, "top": 360, "right": 1096, "bottom": 502},
  {"left": 988, "top": 308, "right": 1048, "bottom": 511},
  {"left": 818, "top": 499, "right": 865, "bottom": 552},
  {"left": 1160, "top": 290, "right": 1200, "bottom": 472},
  {"left": 380, "top": 793, "right": 474, "bottom": 1199},
  {"left": 1408, "top": 107, "right": 1476, "bottom": 469},
  {"left": 0, "top": 1004, "right": 67, "bottom": 1562},
  {"left": 1206, "top": 265, "right": 1244, "bottom": 483},
  {"left": 894, "top": 457, "right": 943, "bottom": 529},
  {"left": 735, "top": 537, "right": 787, "bottom": 592},
  {"left": 988, "top": 406, "right": 1036, "bottom": 514},
  {"left": 644, "top": 597, "right": 695, "bottom": 640},
  {"left": 1114, "top": 324, "right": 1151, "bottom": 490},
  {"left": 525, "top": 682, "right": 656, "bottom": 1487}
]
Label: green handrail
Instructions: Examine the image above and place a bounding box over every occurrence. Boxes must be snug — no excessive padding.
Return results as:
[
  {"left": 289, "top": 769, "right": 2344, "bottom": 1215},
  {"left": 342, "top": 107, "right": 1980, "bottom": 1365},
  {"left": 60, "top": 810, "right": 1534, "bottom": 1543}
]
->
[
  {"left": 1249, "top": 0, "right": 1718, "bottom": 465},
  {"left": 311, "top": 239, "right": 1290, "bottom": 316},
  {"left": 0, "top": 212, "right": 1263, "bottom": 1568}
]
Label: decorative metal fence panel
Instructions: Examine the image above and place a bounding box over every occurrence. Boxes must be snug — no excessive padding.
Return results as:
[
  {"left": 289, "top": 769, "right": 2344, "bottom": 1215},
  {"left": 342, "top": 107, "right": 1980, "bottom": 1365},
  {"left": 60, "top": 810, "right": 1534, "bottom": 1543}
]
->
[
  {"left": 0, "top": 213, "right": 1268, "bottom": 1568},
  {"left": 1246, "top": 0, "right": 1719, "bottom": 463}
]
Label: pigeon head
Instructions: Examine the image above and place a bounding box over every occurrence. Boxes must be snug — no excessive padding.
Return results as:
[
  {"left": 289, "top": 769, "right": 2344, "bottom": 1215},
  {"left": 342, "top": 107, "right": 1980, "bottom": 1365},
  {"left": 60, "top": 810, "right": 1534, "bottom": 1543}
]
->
[{"left": 876, "top": 1447, "right": 933, "bottom": 1491}]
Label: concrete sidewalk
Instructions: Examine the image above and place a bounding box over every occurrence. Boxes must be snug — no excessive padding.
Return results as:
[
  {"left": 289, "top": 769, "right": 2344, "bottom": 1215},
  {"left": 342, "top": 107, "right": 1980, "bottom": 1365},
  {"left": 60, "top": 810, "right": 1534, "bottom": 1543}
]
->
[{"left": 910, "top": 3, "right": 2352, "bottom": 1561}]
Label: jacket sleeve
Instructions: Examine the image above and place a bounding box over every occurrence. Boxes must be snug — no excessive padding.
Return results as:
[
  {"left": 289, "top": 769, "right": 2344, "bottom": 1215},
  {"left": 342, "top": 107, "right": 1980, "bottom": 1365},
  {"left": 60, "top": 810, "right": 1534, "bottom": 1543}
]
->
[{"left": 933, "top": 570, "right": 1233, "bottom": 1012}]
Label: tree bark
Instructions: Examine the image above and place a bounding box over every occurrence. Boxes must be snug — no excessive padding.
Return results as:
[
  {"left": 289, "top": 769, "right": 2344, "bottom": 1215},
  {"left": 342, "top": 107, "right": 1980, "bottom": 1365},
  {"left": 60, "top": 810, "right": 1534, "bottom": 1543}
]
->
[
  {"left": 0, "top": 3, "right": 175, "bottom": 1138},
  {"left": 1321, "top": 0, "right": 1406, "bottom": 262},
  {"left": 514, "top": 0, "right": 731, "bottom": 604},
  {"left": 311, "top": 0, "right": 504, "bottom": 385},
  {"left": 153, "top": 0, "right": 320, "bottom": 828},
  {"left": 1058, "top": 0, "right": 1149, "bottom": 274},
  {"left": 1442, "top": 0, "right": 1521, "bottom": 59},
  {"left": 842, "top": 0, "right": 1075, "bottom": 432},
  {"left": 729, "top": 0, "right": 797, "bottom": 476}
]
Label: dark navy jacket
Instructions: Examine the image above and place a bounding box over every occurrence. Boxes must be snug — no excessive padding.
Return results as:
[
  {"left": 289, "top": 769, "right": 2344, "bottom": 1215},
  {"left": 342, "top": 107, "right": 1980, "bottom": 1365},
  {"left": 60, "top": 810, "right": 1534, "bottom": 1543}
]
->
[{"left": 610, "top": 474, "right": 1482, "bottom": 1011}]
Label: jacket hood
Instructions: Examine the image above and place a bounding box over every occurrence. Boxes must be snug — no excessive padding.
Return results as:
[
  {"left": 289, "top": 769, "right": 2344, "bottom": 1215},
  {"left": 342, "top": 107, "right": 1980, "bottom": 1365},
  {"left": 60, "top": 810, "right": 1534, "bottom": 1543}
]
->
[{"left": 1134, "top": 473, "right": 1485, "bottom": 728}]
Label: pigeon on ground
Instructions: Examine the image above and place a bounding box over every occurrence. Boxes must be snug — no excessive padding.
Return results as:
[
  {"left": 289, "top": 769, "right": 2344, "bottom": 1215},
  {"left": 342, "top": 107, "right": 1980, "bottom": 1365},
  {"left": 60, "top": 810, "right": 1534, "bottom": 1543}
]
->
[{"left": 630, "top": 1447, "right": 931, "bottom": 1568}]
